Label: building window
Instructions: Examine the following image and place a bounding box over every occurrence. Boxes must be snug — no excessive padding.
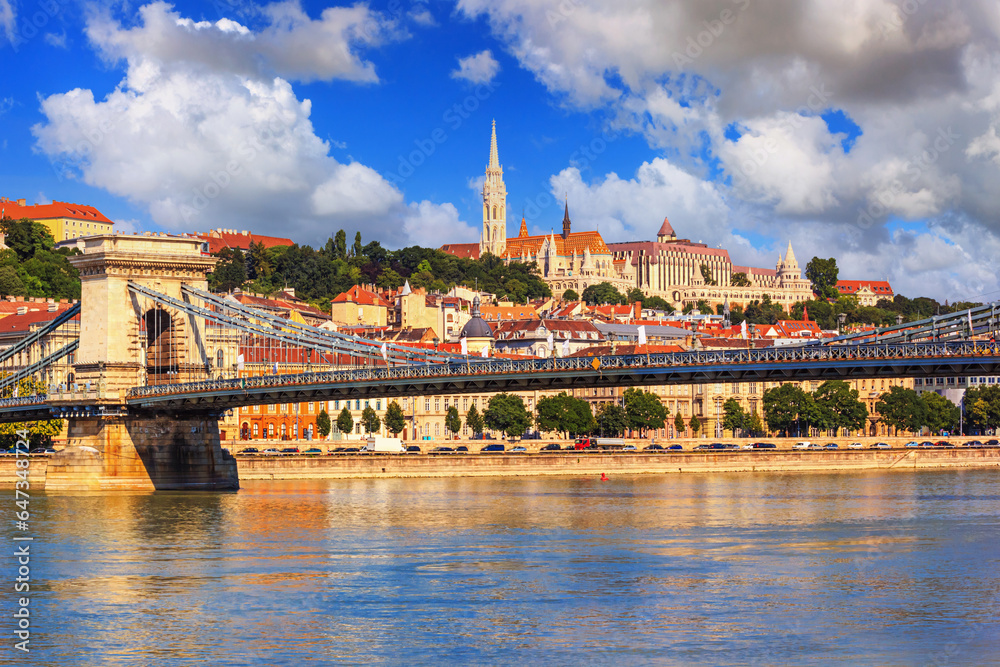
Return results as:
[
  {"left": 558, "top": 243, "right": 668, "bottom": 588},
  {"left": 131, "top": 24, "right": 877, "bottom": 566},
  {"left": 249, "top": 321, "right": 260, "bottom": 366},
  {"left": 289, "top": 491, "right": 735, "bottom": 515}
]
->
[
  {"left": 268, "top": 424, "right": 274, "bottom": 437},
  {"left": 434, "top": 398, "right": 440, "bottom": 412},
  {"left": 376, "top": 400, "right": 381, "bottom": 410},
  {"left": 425, "top": 398, "right": 431, "bottom": 411},
  {"left": 253, "top": 405, "right": 260, "bottom": 413},
  {"left": 268, "top": 404, "right": 276, "bottom": 413},
  {"left": 216, "top": 349, "right": 225, "bottom": 370},
  {"left": 443, "top": 398, "right": 449, "bottom": 409},
  {"left": 253, "top": 424, "right": 259, "bottom": 437},
  {"left": 434, "top": 423, "right": 440, "bottom": 436},
  {"left": 355, "top": 399, "right": 361, "bottom": 410},
  {"left": 463, "top": 398, "right": 468, "bottom": 411},
  {"left": 334, "top": 400, "right": 340, "bottom": 410}
]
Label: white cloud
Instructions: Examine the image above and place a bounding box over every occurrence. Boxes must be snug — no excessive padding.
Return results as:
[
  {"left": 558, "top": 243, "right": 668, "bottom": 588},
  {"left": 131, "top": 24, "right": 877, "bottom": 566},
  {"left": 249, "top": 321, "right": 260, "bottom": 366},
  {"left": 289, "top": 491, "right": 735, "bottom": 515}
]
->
[
  {"left": 451, "top": 50, "right": 500, "bottom": 85},
  {"left": 86, "top": 1, "right": 396, "bottom": 84},
  {"left": 44, "top": 31, "right": 67, "bottom": 49},
  {"left": 403, "top": 201, "right": 478, "bottom": 247},
  {"left": 0, "top": 0, "right": 14, "bottom": 46},
  {"left": 31, "top": 2, "right": 465, "bottom": 248}
]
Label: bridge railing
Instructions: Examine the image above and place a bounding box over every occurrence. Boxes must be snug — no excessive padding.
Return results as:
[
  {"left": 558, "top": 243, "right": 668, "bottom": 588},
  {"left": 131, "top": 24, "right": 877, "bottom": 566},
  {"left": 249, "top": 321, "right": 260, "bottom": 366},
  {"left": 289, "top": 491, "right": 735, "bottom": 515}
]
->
[{"left": 126, "top": 340, "right": 1000, "bottom": 400}]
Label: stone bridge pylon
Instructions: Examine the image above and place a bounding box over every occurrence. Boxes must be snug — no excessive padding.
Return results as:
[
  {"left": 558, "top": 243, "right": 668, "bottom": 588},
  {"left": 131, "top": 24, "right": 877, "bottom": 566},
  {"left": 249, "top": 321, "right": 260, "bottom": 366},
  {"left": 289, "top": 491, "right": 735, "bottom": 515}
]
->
[{"left": 46, "top": 234, "right": 238, "bottom": 491}]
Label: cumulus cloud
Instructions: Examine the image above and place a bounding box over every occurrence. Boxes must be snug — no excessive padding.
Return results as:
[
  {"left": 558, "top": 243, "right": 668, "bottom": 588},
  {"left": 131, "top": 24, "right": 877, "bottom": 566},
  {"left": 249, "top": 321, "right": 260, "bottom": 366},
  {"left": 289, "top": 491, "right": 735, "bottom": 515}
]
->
[
  {"left": 460, "top": 0, "right": 1000, "bottom": 300},
  {"left": 31, "top": 2, "right": 469, "bottom": 248},
  {"left": 451, "top": 50, "right": 500, "bottom": 85},
  {"left": 403, "top": 201, "right": 478, "bottom": 247}
]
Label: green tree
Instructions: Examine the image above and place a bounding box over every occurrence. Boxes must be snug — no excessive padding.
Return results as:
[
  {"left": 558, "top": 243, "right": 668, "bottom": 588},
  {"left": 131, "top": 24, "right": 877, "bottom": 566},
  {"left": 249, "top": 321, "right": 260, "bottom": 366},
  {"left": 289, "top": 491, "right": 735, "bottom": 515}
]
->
[
  {"left": 805, "top": 257, "right": 840, "bottom": 300},
  {"left": 384, "top": 401, "right": 406, "bottom": 436},
  {"left": 722, "top": 398, "right": 747, "bottom": 435},
  {"left": 875, "top": 386, "right": 926, "bottom": 434},
  {"left": 361, "top": 405, "right": 381, "bottom": 434},
  {"left": 315, "top": 409, "right": 331, "bottom": 438},
  {"left": 208, "top": 247, "right": 247, "bottom": 292},
  {"left": 596, "top": 402, "right": 628, "bottom": 437},
  {"left": 336, "top": 406, "right": 354, "bottom": 436},
  {"left": 465, "top": 403, "right": 485, "bottom": 436},
  {"left": 961, "top": 385, "right": 1000, "bottom": 433},
  {"left": 623, "top": 388, "right": 668, "bottom": 436},
  {"left": 674, "top": 411, "right": 687, "bottom": 436},
  {"left": 581, "top": 282, "right": 626, "bottom": 305},
  {"left": 813, "top": 380, "right": 869, "bottom": 434},
  {"left": 763, "top": 383, "right": 815, "bottom": 436},
  {"left": 921, "top": 392, "right": 960, "bottom": 434},
  {"left": 445, "top": 405, "right": 462, "bottom": 438},
  {"left": 352, "top": 231, "right": 363, "bottom": 258},
  {"left": 535, "top": 392, "right": 595, "bottom": 437},
  {"left": 745, "top": 412, "right": 765, "bottom": 437},
  {"left": 0, "top": 218, "right": 54, "bottom": 262},
  {"left": 562, "top": 288, "right": 579, "bottom": 301},
  {"left": 688, "top": 414, "right": 701, "bottom": 435},
  {"left": 0, "top": 265, "right": 25, "bottom": 297},
  {"left": 699, "top": 263, "right": 717, "bottom": 285},
  {"left": 644, "top": 296, "right": 674, "bottom": 312},
  {"left": 246, "top": 240, "right": 273, "bottom": 280},
  {"left": 731, "top": 272, "right": 750, "bottom": 287},
  {"left": 484, "top": 393, "right": 532, "bottom": 439},
  {"left": 333, "top": 230, "right": 347, "bottom": 260}
]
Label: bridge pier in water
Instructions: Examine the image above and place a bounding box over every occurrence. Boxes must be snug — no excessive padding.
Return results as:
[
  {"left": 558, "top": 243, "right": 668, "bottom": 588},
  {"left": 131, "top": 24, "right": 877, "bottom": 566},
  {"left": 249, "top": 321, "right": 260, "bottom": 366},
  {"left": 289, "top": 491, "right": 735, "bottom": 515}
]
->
[{"left": 46, "top": 416, "right": 238, "bottom": 491}]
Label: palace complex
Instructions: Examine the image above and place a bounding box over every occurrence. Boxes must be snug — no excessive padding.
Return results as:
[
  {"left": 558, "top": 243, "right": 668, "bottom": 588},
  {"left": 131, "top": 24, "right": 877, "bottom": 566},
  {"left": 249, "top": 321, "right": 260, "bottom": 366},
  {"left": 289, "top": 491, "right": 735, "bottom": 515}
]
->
[{"left": 441, "top": 124, "right": 815, "bottom": 311}]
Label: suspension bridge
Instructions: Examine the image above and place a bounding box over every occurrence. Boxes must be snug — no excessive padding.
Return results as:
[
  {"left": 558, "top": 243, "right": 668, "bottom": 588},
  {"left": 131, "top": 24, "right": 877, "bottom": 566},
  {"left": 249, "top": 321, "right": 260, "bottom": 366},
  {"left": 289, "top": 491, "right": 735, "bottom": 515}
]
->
[{"left": 2, "top": 233, "right": 998, "bottom": 490}]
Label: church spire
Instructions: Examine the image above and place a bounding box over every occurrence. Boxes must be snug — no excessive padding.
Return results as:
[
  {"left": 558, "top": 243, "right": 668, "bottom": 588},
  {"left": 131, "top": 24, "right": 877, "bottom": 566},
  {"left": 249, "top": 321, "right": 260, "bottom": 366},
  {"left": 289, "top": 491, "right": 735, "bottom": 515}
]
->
[
  {"left": 518, "top": 215, "right": 528, "bottom": 237},
  {"left": 562, "top": 196, "right": 571, "bottom": 239},
  {"left": 489, "top": 119, "right": 499, "bottom": 169}
]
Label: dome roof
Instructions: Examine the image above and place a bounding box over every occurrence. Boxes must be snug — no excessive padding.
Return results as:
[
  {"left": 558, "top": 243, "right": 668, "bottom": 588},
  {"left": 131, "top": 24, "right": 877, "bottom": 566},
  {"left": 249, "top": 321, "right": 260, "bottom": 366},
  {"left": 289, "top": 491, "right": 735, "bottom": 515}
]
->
[{"left": 460, "top": 296, "right": 494, "bottom": 339}]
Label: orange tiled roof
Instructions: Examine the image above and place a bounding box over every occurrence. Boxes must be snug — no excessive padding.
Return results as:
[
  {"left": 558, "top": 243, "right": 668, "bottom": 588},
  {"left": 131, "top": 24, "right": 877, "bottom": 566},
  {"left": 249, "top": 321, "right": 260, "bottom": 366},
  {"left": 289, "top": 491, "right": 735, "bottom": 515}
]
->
[
  {"left": 196, "top": 230, "right": 294, "bottom": 254},
  {"left": 1, "top": 198, "right": 113, "bottom": 224},
  {"left": 0, "top": 304, "right": 79, "bottom": 334},
  {"left": 479, "top": 305, "right": 539, "bottom": 321},
  {"left": 836, "top": 280, "right": 893, "bottom": 295},
  {"left": 504, "top": 231, "right": 611, "bottom": 258},
  {"left": 331, "top": 285, "right": 391, "bottom": 308}
]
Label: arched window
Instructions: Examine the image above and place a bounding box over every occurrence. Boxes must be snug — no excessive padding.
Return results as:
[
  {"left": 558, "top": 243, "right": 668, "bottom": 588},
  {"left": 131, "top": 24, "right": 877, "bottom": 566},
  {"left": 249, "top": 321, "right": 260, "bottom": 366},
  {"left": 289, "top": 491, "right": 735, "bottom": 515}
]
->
[
  {"left": 492, "top": 206, "right": 498, "bottom": 219},
  {"left": 216, "top": 349, "right": 224, "bottom": 370},
  {"left": 499, "top": 206, "right": 504, "bottom": 219},
  {"left": 267, "top": 424, "right": 274, "bottom": 437},
  {"left": 253, "top": 423, "right": 259, "bottom": 437},
  {"left": 281, "top": 424, "right": 287, "bottom": 438}
]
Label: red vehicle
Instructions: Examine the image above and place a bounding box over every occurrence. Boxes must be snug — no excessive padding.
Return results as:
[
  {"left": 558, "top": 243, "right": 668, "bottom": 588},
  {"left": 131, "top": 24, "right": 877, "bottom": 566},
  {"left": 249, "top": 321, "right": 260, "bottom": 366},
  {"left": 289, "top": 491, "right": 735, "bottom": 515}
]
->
[{"left": 574, "top": 437, "right": 626, "bottom": 450}]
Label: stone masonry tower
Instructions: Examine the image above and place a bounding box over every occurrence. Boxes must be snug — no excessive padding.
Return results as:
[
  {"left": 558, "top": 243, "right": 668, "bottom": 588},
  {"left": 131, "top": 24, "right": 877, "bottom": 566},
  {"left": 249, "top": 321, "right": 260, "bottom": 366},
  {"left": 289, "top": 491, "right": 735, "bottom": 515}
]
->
[{"left": 480, "top": 120, "right": 507, "bottom": 257}]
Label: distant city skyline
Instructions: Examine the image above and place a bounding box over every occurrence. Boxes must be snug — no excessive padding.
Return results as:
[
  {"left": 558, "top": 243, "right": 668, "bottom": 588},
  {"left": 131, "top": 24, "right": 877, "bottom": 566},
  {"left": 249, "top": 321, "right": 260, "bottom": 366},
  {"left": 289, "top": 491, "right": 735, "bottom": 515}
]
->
[{"left": 2, "top": 1, "right": 1000, "bottom": 302}]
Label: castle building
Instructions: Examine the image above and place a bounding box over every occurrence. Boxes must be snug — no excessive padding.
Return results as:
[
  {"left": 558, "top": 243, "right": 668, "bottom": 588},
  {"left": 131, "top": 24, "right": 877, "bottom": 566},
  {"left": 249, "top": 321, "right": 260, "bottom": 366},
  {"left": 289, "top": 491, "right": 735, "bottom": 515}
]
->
[
  {"left": 441, "top": 123, "right": 632, "bottom": 300},
  {"left": 1, "top": 197, "right": 114, "bottom": 241},
  {"left": 609, "top": 226, "right": 813, "bottom": 311}
]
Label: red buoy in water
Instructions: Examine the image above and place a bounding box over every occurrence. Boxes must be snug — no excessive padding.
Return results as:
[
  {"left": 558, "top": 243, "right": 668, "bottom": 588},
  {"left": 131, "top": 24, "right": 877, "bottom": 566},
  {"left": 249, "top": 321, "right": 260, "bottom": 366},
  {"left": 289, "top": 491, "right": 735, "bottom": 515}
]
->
[{"left": 600, "top": 472, "right": 609, "bottom": 481}]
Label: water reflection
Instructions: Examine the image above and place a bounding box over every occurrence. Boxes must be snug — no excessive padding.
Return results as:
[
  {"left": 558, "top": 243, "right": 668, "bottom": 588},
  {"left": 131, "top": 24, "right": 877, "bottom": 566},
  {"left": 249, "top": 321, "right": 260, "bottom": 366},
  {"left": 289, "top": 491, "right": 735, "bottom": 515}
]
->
[{"left": 5, "top": 470, "right": 999, "bottom": 665}]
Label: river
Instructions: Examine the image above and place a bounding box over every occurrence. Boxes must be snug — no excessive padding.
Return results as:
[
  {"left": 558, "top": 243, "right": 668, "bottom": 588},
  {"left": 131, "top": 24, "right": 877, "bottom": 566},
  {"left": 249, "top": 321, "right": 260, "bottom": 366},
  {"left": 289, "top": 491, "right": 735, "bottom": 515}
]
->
[{"left": 5, "top": 470, "right": 999, "bottom": 665}]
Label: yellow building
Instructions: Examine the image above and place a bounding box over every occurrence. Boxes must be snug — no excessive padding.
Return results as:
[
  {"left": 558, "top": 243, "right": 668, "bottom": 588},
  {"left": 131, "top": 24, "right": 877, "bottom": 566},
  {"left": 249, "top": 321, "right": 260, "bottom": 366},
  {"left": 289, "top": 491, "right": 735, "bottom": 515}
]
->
[{"left": 1, "top": 197, "right": 114, "bottom": 240}]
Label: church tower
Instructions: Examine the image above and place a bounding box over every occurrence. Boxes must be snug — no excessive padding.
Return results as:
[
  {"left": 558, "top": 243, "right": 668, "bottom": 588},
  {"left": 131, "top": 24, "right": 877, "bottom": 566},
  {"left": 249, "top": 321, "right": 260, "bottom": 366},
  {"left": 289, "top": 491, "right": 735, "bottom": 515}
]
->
[{"left": 480, "top": 120, "right": 507, "bottom": 257}]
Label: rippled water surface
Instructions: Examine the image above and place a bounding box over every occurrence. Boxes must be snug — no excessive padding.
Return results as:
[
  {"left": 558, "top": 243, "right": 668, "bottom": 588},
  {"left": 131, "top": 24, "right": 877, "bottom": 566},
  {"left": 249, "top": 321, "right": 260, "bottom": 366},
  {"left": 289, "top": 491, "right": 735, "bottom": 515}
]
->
[{"left": 5, "top": 470, "right": 1000, "bottom": 665}]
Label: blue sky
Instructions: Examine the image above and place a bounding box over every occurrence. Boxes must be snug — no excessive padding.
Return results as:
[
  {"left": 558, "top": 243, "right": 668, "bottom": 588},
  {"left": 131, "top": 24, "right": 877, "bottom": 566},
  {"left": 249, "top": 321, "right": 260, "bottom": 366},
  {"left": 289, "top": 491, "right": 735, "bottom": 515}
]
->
[{"left": 3, "top": 0, "right": 1000, "bottom": 302}]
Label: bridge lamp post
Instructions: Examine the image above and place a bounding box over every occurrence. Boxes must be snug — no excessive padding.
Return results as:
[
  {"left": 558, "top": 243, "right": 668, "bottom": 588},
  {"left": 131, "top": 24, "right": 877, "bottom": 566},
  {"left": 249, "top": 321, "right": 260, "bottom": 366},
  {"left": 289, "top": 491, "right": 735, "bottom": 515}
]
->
[{"left": 837, "top": 312, "right": 847, "bottom": 336}]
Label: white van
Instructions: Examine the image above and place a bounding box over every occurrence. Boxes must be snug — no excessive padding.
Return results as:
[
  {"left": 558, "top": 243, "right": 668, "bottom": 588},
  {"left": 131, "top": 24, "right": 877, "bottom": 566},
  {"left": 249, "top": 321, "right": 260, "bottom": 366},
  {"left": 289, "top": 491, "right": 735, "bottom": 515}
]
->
[{"left": 362, "top": 436, "right": 405, "bottom": 454}]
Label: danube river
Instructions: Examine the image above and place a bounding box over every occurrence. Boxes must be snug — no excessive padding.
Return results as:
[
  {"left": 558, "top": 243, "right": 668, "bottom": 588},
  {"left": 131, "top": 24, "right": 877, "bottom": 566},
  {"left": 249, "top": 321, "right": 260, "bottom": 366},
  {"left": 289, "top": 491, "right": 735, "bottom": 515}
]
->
[{"left": 6, "top": 470, "right": 1000, "bottom": 665}]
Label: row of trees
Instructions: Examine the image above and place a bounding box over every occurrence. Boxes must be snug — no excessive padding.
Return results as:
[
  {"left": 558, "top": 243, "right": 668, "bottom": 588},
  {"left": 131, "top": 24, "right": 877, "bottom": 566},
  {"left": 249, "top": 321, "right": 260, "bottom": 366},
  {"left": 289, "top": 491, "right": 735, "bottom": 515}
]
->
[
  {"left": 208, "top": 231, "right": 552, "bottom": 309},
  {"left": 318, "top": 389, "right": 677, "bottom": 441},
  {"left": 753, "top": 380, "right": 963, "bottom": 437}
]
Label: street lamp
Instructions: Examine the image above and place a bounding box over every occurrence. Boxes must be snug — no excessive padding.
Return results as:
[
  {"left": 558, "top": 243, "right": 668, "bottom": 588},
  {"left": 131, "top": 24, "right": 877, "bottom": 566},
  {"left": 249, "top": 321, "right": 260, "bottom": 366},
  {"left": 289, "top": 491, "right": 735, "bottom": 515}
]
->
[
  {"left": 837, "top": 312, "right": 847, "bottom": 335},
  {"left": 896, "top": 314, "right": 904, "bottom": 326}
]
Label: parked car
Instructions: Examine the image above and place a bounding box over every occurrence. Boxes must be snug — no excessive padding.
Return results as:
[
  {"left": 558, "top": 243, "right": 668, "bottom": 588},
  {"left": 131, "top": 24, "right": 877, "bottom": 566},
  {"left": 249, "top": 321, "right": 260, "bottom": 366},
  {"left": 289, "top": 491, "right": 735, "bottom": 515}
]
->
[
  {"left": 29, "top": 447, "right": 56, "bottom": 455},
  {"left": 622, "top": 444, "right": 637, "bottom": 452},
  {"left": 455, "top": 445, "right": 469, "bottom": 452},
  {"left": 693, "top": 444, "right": 712, "bottom": 450},
  {"left": 431, "top": 446, "right": 455, "bottom": 454},
  {"left": 918, "top": 441, "right": 935, "bottom": 448},
  {"left": 985, "top": 439, "right": 1000, "bottom": 448},
  {"left": 962, "top": 440, "right": 984, "bottom": 448},
  {"left": 261, "top": 448, "right": 281, "bottom": 455},
  {"left": 644, "top": 444, "right": 665, "bottom": 451},
  {"left": 510, "top": 446, "right": 527, "bottom": 453},
  {"left": 563, "top": 444, "right": 577, "bottom": 450},
  {"left": 904, "top": 441, "right": 920, "bottom": 448},
  {"left": 870, "top": 442, "right": 890, "bottom": 449},
  {"left": 405, "top": 445, "right": 421, "bottom": 453},
  {"left": 848, "top": 442, "right": 864, "bottom": 449},
  {"left": 541, "top": 443, "right": 562, "bottom": 451},
  {"left": 280, "top": 447, "right": 300, "bottom": 455},
  {"left": 302, "top": 448, "right": 323, "bottom": 455},
  {"left": 751, "top": 442, "right": 777, "bottom": 449},
  {"left": 668, "top": 444, "right": 683, "bottom": 450},
  {"left": 239, "top": 447, "right": 259, "bottom": 455},
  {"left": 935, "top": 441, "right": 955, "bottom": 448},
  {"left": 823, "top": 443, "right": 839, "bottom": 449},
  {"left": 793, "top": 442, "right": 812, "bottom": 450},
  {"left": 340, "top": 447, "right": 360, "bottom": 453},
  {"left": 480, "top": 444, "right": 505, "bottom": 453}
]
